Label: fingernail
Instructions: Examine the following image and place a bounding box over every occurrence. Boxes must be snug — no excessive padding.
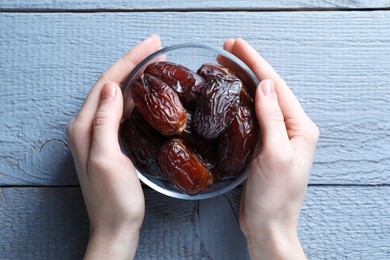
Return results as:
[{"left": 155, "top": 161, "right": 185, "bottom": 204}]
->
[
  {"left": 101, "top": 83, "right": 117, "bottom": 100},
  {"left": 260, "top": 79, "right": 275, "bottom": 96}
]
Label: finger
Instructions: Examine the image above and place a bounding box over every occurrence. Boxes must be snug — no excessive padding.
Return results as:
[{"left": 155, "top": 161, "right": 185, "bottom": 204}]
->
[
  {"left": 122, "top": 43, "right": 166, "bottom": 120},
  {"left": 230, "top": 38, "right": 310, "bottom": 129},
  {"left": 98, "top": 34, "right": 162, "bottom": 86},
  {"left": 230, "top": 38, "right": 281, "bottom": 83},
  {"left": 66, "top": 115, "right": 93, "bottom": 178},
  {"left": 223, "top": 38, "right": 235, "bottom": 53},
  {"left": 67, "top": 36, "right": 160, "bottom": 184},
  {"left": 90, "top": 83, "right": 123, "bottom": 158},
  {"left": 255, "top": 79, "right": 290, "bottom": 150},
  {"left": 217, "top": 38, "right": 236, "bottom": 70},
  {"left": 216, "top": 39, "right": 234, "bottom": 72},
  {"left": 224, "top": 38, "right": 289, "bottom": 146},
  {"left": 76, "top": 35, "right": 161, "bottom": 125}
]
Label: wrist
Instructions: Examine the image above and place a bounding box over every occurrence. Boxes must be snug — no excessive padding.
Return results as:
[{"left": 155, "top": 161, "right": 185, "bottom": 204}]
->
[
  {"left": 84, "top": 226, "right": 140, "bottom": 260},
  {"left": 245, "top": 223, "right": 306, "bottom": 260}
]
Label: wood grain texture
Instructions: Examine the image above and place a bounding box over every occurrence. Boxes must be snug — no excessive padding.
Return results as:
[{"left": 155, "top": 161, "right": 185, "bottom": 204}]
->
[
  {"left": 1, "top": 186, "right": 389, "bottom": 259},
  {"left": 1, "top": 11, "right": 389, "bottom": 186},
  {"left": 0, "top": 0, "right": 389, "bottom": 10},
  {"left": 300, "top": 186, "right": 390, "bottom": 259}
]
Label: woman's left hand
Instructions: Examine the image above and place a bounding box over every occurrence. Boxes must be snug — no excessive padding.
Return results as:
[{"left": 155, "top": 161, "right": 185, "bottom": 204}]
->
[{"left": 66, "top": 35, "right": 161, "bottom": 259}]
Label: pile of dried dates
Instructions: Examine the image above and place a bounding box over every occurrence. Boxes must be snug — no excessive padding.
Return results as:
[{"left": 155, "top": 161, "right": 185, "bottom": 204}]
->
[{"left": 120, "top": 61, "right": 259, "bottom": 195}]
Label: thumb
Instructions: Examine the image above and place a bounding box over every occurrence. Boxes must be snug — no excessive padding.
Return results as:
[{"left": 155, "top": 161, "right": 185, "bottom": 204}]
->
[
  {"left": 255, "top": 79, "right": 290, "bottom": 150},
  {"left": 91, "top": 82, "right": 123, "bottom": 156}
]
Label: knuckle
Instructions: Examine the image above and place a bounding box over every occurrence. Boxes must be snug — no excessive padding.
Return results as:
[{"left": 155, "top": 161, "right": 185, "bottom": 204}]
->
[
  {"left": 65, "top": 118, "right": 80, "bottom": 152},
  {"left": 278, "top": 150, "right": 295, "bottom": 167},
  {"left": 281, "top": 79, "right": 288, "bottom": 87},
  {"left": 260, "top": 145, "right": 295, "bottom": 167},
  {"left": 65, "top": 116, "right": 91, "bottom": 146},
  {"left": 65, "top": 118, "right": 75, "bottom": 138},
  {"left": 267, "top": 109, "right": 284, "bottom": 122},
  {"left": 89, "top": 149, "right": 109, "bottom": 168},
  {"left": 276, "top": 78, "right": 288, "bottom": 89},
  {"left": 98, "top": 71, "right": 110, "bottom": 83},
  {"left": 304, "top": 120, "right": 320, "bottom": 144},
  {"left": 88, "top": 151, "right": 104, "bottom": 167},
  {"left": 89, "top": 150, "right": 121, "bottom": 174},
  {"left": 93, "top": 110, "right": 111, "bottom": 128},
  {"left": 66, "top": 118, "right": 78, "bottom": 144}
]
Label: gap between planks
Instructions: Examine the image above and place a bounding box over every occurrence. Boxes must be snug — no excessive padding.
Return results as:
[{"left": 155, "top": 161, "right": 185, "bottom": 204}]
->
[{"left": 1, "top": 7, "right": 390, "bottom": 13}]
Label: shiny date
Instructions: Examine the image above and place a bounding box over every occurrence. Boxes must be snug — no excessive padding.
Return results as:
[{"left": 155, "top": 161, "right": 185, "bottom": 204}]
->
[
  {"left": 194, "top": 75, "right": 242, "bottom": 139},
  {"left": 173, "top": 111, "right": 212, "bottom": 154},
  {"left": 131, "top": 74, "right": 187, "bottom": 135},
  {"left": 120, "top": 61, "right": 258, "bottom": 195},
  {"left": 218, "top": 106, "right": 259, "bottom": 176},
  {"left": 157, "top": 139, "right": 214, "bottom": 195},
  {"left": 197, "top": 63, "right": 234, "bottom": 80},
  {"left": 145, "top": 61, "right": 205, "bottom": 105},
  {"left": 120, "top": 111, "right": 165, "bottom": 179}
]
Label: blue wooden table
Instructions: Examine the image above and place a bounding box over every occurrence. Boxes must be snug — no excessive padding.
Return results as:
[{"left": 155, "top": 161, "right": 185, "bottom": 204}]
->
[{"left": 1, "top": 1, "right": 390, "bottom": 259}]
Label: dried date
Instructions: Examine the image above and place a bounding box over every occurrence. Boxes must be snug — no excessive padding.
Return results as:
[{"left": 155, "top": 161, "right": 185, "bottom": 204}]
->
[
  {"left": 198, "top": 63, "right": 252, "bottom": 106},
  {"left": 131, "top": 74, "right": 187, "bottom": 135},
  {"left": 240, "top": 87, "right": 254, "bottom": 107},
  {"left": 173, "top": 111, "right": 212, "bottom": 154},
  {"left": 120, "top": 111, "right": 165, "bottom": 179},
  {"left": 202, "top": 145, "right": 222, "bottom": 181},
  {"left": 197, "top": 63, "right": 233, "bottom": 80},
  {"left": 218, "top": 106, "right": 259, "bottom": 176},
  {"left": 157, "top": 139, "right": 214, "bottom": 195},
  {"left": 145, "top": 61, "right": 205, "bottom": 105},
  {"left": 120, "top": 60, "right": 258, "bottom": 195},
  {"left": 194, "top": 75, "right": 242, "bottom": 139}
]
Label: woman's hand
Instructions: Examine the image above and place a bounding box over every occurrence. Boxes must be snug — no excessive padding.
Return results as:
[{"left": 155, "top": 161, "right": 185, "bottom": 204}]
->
[
  {"left": 66, "top": 35, "right": 161, "bottom": 259},
  {"left": 224, "top": 38, "right": 319, "bottom": 259}
]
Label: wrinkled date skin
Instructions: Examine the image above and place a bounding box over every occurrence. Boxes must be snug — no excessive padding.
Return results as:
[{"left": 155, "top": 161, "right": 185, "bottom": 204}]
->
[
  {"left": 194, "top": 75, "right": 242, "bottom": 139},
  {"left": 120, "top": 112, "right": 166, "bottom": 179},
  {"left": 240, "top": 87, "right": 254, "bottom": 107},
  {"left": 145, "top": 61, "right": 205, "bottom": 105},
  {"left": 132, "top": 74, "right": 187, "bottom": 135},
  {"left": 158, "top": 139, "right": 214, "bottom": 195},
  {"left": 173, "top": 111, "right": 212, "bottom": 154},
  {"left": 197, "top": 63, "right": 233, "bottom": 80},
  {"left": 218, "top": 106, "right": 259, "bottom": 176},
  {"left": 120, "top": 61, "right": 259, "bottom": 195},
  {"left": 202, "top": 146, "right": 222, "bottom": 181},
  {"left": 198, "top": 64, "right": 253, "bottom": 107}
]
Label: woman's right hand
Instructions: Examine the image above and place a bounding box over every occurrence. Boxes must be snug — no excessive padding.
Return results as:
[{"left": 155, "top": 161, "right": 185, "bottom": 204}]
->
[{"left": 224, "top": 38, "right": 319, "bottom": 259}]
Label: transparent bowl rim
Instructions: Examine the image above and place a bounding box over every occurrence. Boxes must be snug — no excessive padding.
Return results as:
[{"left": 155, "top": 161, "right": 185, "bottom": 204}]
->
[
  {"left": 121, "top": 43, "right": 259, "bottom": 200},
  {"left": 122, "top": 42, "right": 259, "bottom": 94}
]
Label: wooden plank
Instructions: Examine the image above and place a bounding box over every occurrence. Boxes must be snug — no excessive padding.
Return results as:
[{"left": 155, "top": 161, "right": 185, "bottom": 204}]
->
[
  {"left": 300, "top": 186, "right": 390, "bottom": 259},
  {"left": 0, "top": 11, "right": 389, "bottom": 185},
  {"left": 1, "top": 186, "right": 389, "bottom": 259},
  {"left": 205, "top": 186, "right": 390, "bottom": 259},
  {"left": 0, "top": 0, "right": 389, "bottom": 10},
  {"left": 0, "top": 187, "right": 205, "bottom": 259}
]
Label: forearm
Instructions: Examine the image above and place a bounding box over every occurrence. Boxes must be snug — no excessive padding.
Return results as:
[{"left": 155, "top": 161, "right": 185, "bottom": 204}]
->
[
  {"left": 245, "top": 224, "right": 306, "bottom": 260},
  {"left": 84, "top": 228, "right": 140, "bottom": 260}
]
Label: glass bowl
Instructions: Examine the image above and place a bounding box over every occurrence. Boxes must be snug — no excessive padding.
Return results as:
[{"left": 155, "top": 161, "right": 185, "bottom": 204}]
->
[{"left": 120, "top": 43, "right": 259, "bottom": 200}]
